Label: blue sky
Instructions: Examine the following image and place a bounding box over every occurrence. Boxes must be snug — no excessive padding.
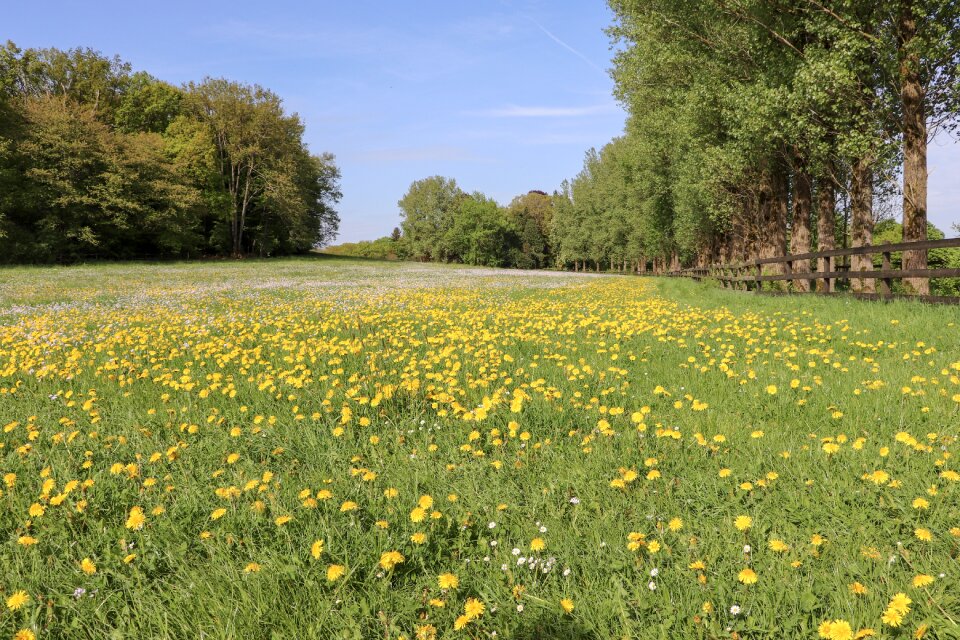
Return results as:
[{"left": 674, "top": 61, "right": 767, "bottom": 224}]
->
[{"left": 8, "top": 0, "right": 959, "bottom": 242}]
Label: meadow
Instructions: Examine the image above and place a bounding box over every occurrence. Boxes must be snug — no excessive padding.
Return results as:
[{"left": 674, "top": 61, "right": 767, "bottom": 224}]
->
[{"left": 1, "top": 257, "right": 959, "bottom": 640}]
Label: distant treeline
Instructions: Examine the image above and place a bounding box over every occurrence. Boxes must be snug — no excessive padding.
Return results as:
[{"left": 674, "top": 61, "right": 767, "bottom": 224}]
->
[
  {"left": 0, "top": 42, "right": 340, "bottom": 263},
  {"left": 327, "top": 178, "right": 555, "bottom": 269}
]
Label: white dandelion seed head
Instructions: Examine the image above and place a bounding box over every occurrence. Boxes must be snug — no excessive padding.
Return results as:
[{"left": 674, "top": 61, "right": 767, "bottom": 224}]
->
[
  {"left": 648, "top": 581, "right": 657, "bottom": 591},
  {"left": 650, "top": 568, "right": 659, "bottom": 577}
]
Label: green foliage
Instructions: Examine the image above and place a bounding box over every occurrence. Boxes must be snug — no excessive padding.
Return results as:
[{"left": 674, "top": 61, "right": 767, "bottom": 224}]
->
[
  {"left": 0, "top": 42, "right": 340, "bottom": 263},
  {"left": 324, "top": 236, "right": 402, "bottom": 260},
  {"left": 396, "top": 179, "right": 555, "bottom": 269},
  {"left": 523, "top": 0, "right": 960, "bottom": 278}
]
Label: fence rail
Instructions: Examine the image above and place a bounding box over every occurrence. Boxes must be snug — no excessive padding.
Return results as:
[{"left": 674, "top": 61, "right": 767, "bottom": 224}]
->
[{"left": 664, "top": 237, "right": 960, "bottom": 304}]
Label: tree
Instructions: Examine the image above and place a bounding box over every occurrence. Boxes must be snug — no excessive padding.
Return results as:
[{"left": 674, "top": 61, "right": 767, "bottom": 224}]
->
[
  {"left": 114, "top": 71, "right": 183, "bottom": 134},
  {"left": 187, "top": 78, "right": 295, "bottom": 256},
  {"left": 507, "top": 191, "right": 553, "bottom": 268},
  {"left": 397, "top": 176, "right": 464, "bottom": 261},
  {"left": 0, "top": 43, "right": 339, "bottom": 263},
  {"left": 444, "top": 193, "right": 516, "bottom": 267}
]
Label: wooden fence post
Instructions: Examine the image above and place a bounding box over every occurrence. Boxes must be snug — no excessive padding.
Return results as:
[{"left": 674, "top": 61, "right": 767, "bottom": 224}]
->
[{"left": 880, "top": 251, "right": 892, "bottom": 296}]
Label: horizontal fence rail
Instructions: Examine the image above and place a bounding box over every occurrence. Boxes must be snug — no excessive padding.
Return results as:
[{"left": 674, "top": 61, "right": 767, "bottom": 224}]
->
[{"left": 664, "top": 237, "right": 960, "bottom": 304}]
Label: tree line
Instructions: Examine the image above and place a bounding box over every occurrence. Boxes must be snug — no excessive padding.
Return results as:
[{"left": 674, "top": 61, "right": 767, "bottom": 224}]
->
[
  {"left": 331, "top": 178, "right": 557, "bottom": 269},
  {"left": 0, "top": 42, "right": 340, "bottom": 263},
  {"left": 344, "top": 1, "right": 960, "bottom": 295},
  {"left": 561, "top": 0, "right": 960, "bottom": 294}
]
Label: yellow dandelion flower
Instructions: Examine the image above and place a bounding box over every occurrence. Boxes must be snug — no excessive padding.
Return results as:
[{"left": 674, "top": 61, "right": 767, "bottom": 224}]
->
[
  {"left": 378, "top": 550, "right": 404, "bottom": 570},
  {"left": 438, "top": 573, "right": 459, "bottom": 590},
  {"left": 464, "top": 597, "right": 485, "bottom": 620},
  {"left": 6, "top": 590, "right": 29, "bottom": 611}
]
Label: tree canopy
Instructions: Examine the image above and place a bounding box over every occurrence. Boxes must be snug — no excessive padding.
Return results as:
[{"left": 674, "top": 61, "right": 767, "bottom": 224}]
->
[{"left": 0, "top": 41, "right": 340, "bottom": 262}]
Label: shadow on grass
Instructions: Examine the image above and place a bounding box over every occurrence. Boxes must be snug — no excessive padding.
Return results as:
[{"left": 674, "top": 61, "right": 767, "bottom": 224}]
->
[{"left": 505, "top": 612, "right": 599, "bottom": 640}]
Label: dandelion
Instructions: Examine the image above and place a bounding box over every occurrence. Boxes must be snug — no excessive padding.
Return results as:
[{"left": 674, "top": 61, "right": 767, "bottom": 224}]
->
[
  {"left": 326, "top": 564, "right": 345, "bottom": 581},
  {"left": 560, "top": 598, "right": 575, "bottom": 614},
  {"left": 6, "top": 591, "right": 29, "bottom": 611},
  {"left": 311, "top": 539, "right": 324, "bottom": 559},
  {"left": 912, "top": 574, "right": 934, "bottom": 588},
  {"left": 378, "top": 550, "right": 405, "bottom": 570},
  {"left": 769, "top": 539, "right": 789, "bottom": 552},
  {"left": 125, "top": 506, "right": 146, "bottom": 530},
  {"left": 80, "top": 558, "right": 97, "bottom": 575},
  {"left": 737, "top": 568, "right": 757, "bottom": 584},
  {"left": 734, "top": 515, "right": 752, "bottom": 531},
  {"left": 438, "top": 573, "right": 459, "bottom": 590}
]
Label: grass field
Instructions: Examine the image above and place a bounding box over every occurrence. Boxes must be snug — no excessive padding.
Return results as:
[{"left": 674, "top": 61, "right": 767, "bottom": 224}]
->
[{"left": 1, "top": 257, "right": 959, "bottom": 640}]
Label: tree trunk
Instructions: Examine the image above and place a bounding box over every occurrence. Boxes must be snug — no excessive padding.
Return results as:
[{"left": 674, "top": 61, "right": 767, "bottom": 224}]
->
[
  {"left": 816, "top": 173, "right": 836, "bottom": 292},
  {"left": 790, "top": 160, "right": 813, "bottom": 291},
  {"left": 850, "top": 156, "right": 874, "bottom": 293},
  {"left": 759, "top": 162, "right": 788, "bottom": 276},
  {"left": 899, "top": 3, "right": 928, "bottom": 294}
]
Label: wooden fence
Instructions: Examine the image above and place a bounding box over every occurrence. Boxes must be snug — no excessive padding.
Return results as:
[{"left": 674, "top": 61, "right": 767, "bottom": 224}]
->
[{"left": 665, "top": 237, "right": 960, "bottom": 304}]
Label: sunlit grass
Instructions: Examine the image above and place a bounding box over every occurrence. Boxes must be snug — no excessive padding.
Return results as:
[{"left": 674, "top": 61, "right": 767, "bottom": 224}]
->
[{"left": 1, "top": 258, "right": 958, "bottom": 639}]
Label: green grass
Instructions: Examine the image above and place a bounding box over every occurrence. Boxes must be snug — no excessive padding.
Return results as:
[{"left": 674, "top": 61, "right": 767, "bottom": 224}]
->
[{"left": 1, "top": 259, "right": 958, "bottom": 639}]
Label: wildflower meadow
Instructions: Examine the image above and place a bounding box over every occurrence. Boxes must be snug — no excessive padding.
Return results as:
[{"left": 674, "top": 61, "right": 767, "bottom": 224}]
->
[{"left": 1, "top": 258, "right": 958, "bottom": 639}]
